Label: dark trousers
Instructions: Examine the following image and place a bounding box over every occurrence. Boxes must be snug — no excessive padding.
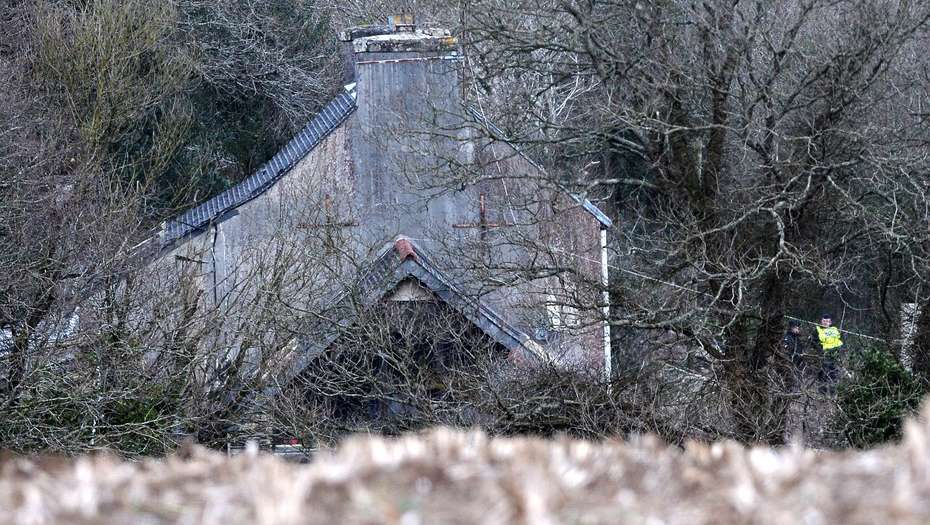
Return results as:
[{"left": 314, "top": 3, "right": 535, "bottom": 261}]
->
[
  {"left": 789, "top": 358, "right": 806, "bottom": 390},
  {"left": 819, "top": 354, "right": 840, "bottom": 393},
  {"left": 791, "top": 352, "right": 805, "bottom": 374}
]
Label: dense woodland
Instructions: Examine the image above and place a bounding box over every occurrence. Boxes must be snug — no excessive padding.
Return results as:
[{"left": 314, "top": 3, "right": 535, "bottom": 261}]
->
[{"left": 2, "top": 0, "right": 930, "bottom": 454}]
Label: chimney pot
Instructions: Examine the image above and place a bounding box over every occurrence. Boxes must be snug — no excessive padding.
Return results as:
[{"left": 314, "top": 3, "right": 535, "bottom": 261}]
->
[{"left": 388, "top": 14, "right": 416, "bottom": 33}]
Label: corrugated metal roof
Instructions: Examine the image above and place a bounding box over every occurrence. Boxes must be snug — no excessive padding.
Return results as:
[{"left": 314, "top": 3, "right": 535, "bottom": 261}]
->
[
  {"left": 159, "top": 88, "right": 358, "bottom": 246},
  {"left": 466, "top": 106, "right": 613, "bottom": 229}
]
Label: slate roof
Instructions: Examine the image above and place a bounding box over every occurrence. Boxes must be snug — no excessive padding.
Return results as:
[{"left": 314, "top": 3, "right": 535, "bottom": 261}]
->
[
  {"left": 157, "top": 83, "right": 609, "bottom": 250},
  {"left": 159, "top": 87, "right": 358, "bottom": 246},
  {"left": 265, "top": 237, "right": 546, "bottom": 396}
]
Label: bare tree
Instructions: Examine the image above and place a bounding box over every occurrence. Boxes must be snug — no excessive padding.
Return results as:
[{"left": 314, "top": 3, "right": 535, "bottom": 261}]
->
[{"left": 456, "top": 0, "right": 930, "bottom": 443}]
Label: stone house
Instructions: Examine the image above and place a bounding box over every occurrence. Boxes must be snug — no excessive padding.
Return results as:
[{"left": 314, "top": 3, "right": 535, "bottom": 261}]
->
[{"left": 146, "top": 18, "right": 613, "bottom": 413}]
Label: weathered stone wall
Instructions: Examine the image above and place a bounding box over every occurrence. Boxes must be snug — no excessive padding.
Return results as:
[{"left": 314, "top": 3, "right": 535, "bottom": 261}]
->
[{"left": 160, "top": 125, "right": 353, "bottom": 308}]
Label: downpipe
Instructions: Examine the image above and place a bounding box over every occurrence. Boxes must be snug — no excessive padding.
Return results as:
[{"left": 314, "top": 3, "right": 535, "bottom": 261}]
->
[{"left": 601, "top": 227, "right": 612, "bottom": 386}]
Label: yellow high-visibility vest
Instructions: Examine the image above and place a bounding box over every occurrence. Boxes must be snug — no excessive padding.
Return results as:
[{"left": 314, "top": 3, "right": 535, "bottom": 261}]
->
[{"left": 816, "top": 326, "right": 843, "bottom": 351}]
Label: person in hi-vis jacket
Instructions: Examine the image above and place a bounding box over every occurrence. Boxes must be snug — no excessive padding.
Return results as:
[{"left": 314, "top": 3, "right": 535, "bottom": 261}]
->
[{"left": 812, "top": 313, "right": 844, "bottom": 392}]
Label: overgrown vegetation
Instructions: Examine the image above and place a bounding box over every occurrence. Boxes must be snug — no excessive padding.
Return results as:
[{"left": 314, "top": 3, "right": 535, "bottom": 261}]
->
[
  {"left": 9, "top": 0, "right": 341, "bottom": 218},
  {"left": 3, "top": 0, "right": 930, "bottom": 455},
  {"left": 834, "top": 347, "right": 924, "bottom": 448}
]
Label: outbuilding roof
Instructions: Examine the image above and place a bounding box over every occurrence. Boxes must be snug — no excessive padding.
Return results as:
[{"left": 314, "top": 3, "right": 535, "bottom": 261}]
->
[{"left": 265, "top": 236, "right": 546, "bottom": 396}]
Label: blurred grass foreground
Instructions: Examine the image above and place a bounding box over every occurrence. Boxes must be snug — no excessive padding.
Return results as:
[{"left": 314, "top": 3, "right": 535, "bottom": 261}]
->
[{"left": 5, "top": 403, "right": 930, "bottom": 525}]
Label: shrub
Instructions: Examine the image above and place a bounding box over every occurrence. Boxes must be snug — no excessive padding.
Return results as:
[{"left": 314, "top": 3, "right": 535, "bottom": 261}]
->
[{"left": 834, "top": 347, "right": 924, "bottom": 447}]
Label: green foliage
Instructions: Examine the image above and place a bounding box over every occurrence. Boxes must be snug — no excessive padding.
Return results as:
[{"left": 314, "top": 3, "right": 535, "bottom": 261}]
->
[
  {"left": 24, "top": 0, "right": 339, "bottom": 221},
  {"left": 31, "top": 0, "right": 192, "bottom": 190},
  {"left": 0, "top": 365, "right": 183, "bottom": 456},
  {"left": 103, "top": 385, "right": 181, "bottom": 456},
  {"left": 834, "top": 347, "right": 924, "bottom": 448}
]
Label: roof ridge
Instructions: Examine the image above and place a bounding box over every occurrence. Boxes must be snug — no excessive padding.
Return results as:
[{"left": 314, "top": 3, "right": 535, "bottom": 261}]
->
[
  {"left": 159, "top": 87, "right": 358, "bottom": 246},
  {"left": 388, "top": 238, "right": 542, "bottom": 357},
  {"left": 267, "top": 237, "right": 547, "bottom": 395}
]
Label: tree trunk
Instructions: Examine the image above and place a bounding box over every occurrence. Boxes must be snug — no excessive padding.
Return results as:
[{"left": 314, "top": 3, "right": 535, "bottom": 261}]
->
[{"left": 911, "top": 298, "right": 930, "bottom": 385}]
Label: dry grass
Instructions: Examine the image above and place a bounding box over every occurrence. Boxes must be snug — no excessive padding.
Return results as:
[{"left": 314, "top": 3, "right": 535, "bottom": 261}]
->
[{"left": 4, "top": 405, "right": 930, "bottom": 525}]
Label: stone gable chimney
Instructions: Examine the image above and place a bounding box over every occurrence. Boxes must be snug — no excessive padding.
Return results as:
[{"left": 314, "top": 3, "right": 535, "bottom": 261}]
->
[
  {"left": 340, "top": 16, "right": 470, "bottom": 237},
  {"left": 344, "top": 18, "right": 463, "bottom": 144}
]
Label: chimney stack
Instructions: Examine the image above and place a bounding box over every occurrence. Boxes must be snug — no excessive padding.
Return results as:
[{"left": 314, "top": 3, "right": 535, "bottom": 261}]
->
[
  {"left": 338, "top": 16, "right": 459, "bottom": 84},
  {"left": 338, "top": 18, "right": 469, "bottom": 236}
]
